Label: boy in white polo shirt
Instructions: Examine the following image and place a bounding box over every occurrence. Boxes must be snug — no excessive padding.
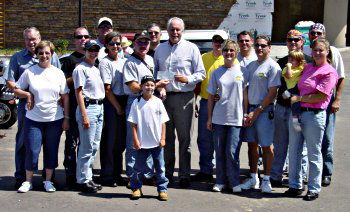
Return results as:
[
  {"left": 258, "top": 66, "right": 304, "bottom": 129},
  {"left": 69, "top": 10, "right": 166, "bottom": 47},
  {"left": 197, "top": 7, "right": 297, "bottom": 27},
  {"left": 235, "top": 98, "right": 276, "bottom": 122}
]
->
[{"left": 127, "top": 75, "right": 169, "bottom": 201}]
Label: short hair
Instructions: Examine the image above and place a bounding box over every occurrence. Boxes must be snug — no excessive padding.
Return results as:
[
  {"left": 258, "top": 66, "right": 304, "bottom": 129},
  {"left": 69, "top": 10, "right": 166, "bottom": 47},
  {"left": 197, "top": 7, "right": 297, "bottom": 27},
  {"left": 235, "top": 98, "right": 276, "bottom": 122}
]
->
[
  {"left": 255, "top": 35, "right": 271, "bottom": 46},
  {"left": 23, "top": 27, "right": 41, "bottom": 40},
  {"left": 147, "top": 23, "right": 161, "bottom": 32},
  {"left": 167, "top": 17, "right": 185, "bottom": 31},
  {"left": 288, "top": 50, "right": 306, "bottom": 66},
  {"left": 237, "top": 31, "right": 253, "bottom": 41},
  {"left": 310, "top": 38, "right": 332, "bottom": 64},
  {"left": 104, "top": 31, "right": 122, "bottom": 53},
  {"left": 222, "top": 39, "right": 239, "bottom": 55},
  {"left": 73, "top": 27, "right": 89, "bottom": 38},
  {"left": 34, "top": 40, "right": 55, "bottom": 55}
]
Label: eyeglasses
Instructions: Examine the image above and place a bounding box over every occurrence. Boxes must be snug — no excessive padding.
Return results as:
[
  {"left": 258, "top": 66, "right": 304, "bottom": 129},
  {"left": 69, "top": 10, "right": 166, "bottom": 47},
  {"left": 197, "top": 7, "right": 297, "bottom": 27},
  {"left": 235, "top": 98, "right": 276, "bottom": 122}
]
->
[
  {"left": 213, "top": 39, "right": 224, "bottom": 44},
  {"left": 108, "top": 41, "right": 121, "bottom": 46},
  {"left": 148, "top": 31, "right": 160, "bottom": 35},
  {"left": 310, "top": 31, "right": 323, "bottom": 36},
  {"left": 88, "top": 48, "right": 100, "bottom": 52},
  {"left": 75, "top": 35, "right": 90, "bottom": 39},
  {"left": 239, "top": 39, "right": 251, "bottom": 43},
  {"left": 98, "top": 25, "right": 112, "bottom": 30},
  {"left": 287, "top": 38, "right": 301, "bottom": 43},
  {"left": 254, "top": 43, "right": 269, "bottom": 48},
  {"left": 222, "top": 49, "right": 235, "bottom": 53},
  {"left": 136, "top": 40, "right": 150, "bottom": 46}
]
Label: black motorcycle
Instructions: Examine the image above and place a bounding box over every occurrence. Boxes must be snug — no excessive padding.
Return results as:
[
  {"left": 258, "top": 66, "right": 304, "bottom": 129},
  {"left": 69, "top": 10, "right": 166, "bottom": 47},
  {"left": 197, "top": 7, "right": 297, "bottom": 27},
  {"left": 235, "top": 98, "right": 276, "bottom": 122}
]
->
[{"left": 0, "top": 59, "right": 17, "bottom": 129}]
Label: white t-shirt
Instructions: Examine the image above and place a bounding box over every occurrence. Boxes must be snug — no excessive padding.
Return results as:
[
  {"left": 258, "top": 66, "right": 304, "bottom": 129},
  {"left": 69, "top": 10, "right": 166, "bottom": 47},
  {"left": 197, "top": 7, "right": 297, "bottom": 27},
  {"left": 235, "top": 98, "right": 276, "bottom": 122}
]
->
[
  {"left": 16, "top": 64, "right": 69, "bottom": 122},
  {"left": 73, "top": 61, "right": 105, "bottom": 99},
  {"left": 127, "top": 96, "right": 169, "bottom": 149}
]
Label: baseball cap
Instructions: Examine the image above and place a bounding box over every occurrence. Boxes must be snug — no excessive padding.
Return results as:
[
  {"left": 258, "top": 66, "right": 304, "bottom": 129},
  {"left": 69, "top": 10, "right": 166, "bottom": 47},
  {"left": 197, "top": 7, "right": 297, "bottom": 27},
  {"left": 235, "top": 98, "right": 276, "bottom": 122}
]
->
[
  {"left": 97, "top": 17, "right": 113, "bottom": 28},
  {"left": 84, "top": 40, "right": 100, "bottom": 50},
  {"left": 141, "top": 75, "right": 156, "bottom": 85},
  {"left": 309, "top": 23, "right": 325, "bottom": 33},
  {"left": 134, "top": 30, "right": 151, "bottom": 42}
]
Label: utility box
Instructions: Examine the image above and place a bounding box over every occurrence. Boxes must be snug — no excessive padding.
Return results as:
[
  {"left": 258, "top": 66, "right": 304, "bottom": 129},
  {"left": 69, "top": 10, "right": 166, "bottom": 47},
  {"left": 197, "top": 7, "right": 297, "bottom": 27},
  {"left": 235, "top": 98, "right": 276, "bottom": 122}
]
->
[{"left": 295, "top": 21, "right": 315, "bottom": 46}]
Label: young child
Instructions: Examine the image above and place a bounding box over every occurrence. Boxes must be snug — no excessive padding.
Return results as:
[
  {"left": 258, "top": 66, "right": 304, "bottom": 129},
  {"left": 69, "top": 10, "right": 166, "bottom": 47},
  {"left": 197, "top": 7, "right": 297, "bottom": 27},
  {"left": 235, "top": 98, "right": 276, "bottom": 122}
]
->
[
  {"left": 282, "top": 50, "right": 306, "bottom": 131},
  {"left": 127, "top": 75, "right": 169, "bottom": 201}
]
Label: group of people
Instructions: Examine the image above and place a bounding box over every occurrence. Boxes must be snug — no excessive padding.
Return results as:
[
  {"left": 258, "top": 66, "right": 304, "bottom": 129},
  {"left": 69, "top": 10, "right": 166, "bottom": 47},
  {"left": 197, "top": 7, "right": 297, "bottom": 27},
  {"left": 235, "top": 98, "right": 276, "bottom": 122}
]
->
[{"left": 3, "top": 15, "right": 344, "bottom": 202}]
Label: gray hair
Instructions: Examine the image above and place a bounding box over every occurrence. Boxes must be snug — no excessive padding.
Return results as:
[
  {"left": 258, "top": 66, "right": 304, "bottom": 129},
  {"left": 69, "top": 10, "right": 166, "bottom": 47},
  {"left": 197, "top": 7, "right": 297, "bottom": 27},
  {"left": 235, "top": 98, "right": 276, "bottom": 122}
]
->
[
  {"left": 167, "top": 17, "right": 185, "bottom": 31},
  {"left": 23, "top": 27, "right": 41, "bottom": 40}
]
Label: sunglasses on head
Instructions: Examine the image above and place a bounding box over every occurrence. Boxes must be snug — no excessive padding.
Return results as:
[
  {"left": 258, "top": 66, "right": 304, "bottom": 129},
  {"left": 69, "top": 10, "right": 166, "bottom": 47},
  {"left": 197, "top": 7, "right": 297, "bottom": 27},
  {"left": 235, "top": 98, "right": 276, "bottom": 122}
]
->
[
  {"left": 287, "top": 38, "right": 301, "bottom": 42},
  {"left": 88, "top": 48, "right": 99, "bottom": 52},
  {"left": 75, "top": 35, "right": 90, "bottom": 39},
  {"left": 148, "top": 31, "right": 160, "bottom": 35},
  {"left": 310, "top": 31, "right": 323, "bottom": 36},
  {"left": 254, "top": 43, "right": 269, "bottom": 48},
  {"left": 239, "top": 39, "right": 251, "bottom": 43},
  {"left": 108, "top": 41, "right": 121, "bottom": 46}
]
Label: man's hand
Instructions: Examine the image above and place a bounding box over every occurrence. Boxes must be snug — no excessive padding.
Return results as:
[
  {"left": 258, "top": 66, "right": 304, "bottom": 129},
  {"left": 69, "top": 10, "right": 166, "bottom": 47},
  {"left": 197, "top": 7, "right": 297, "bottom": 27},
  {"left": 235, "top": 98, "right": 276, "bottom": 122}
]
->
[
  {"left": 174, "top": 74, "right": 188, "bottom": 84},
  {"left": 159, "top": 139, "right": 166, "bottom": 148},
  {"left": 26, "top": 93, "right": 34, "bottom": 110},
  {"left": 134, "top": 139, "right": 141, "bottom": 150},
  {"left": 82, "top": 115, "right": 90, "bottom": 129},
  {"left": 62, "top": 118, "right": 70, "bottom": 131},
  {"left": 115, "top": 105, "right": 124, "bottom": 115},
  {"left": 157, "top": 80, "right": 170, "bottom": 88}
]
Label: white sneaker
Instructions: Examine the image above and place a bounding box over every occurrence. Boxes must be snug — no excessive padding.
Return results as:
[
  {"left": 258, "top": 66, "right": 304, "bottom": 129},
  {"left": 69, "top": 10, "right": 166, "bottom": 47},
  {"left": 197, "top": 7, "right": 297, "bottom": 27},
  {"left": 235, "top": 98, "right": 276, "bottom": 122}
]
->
[
  {"left": 212, "top": 184, "right": 225, "bottom": 192},
  {"left": 293, "top": 118, "right": 302, "bottom": 132},
  {"left": 17, "top": 181, "right": 32, "bottom": 193},
  {"left": 232, "top": 185, "right": 242, "bottom": 193},
  {"left": 240, "top": 177, "right": 260, "bottom": 190},
  {"left": 43, "top": 181, "right": 56, "bottom": 192},
  {"left": 260, "top": 179, "right": 272, "bottom": 193}
]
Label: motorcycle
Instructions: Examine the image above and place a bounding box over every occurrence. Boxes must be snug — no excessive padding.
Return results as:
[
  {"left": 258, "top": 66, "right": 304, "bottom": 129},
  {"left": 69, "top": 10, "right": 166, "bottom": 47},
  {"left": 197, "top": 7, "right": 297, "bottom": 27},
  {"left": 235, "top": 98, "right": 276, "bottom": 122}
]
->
[{"left": 0, "top": 59, "right": 17, "bottom": 129}]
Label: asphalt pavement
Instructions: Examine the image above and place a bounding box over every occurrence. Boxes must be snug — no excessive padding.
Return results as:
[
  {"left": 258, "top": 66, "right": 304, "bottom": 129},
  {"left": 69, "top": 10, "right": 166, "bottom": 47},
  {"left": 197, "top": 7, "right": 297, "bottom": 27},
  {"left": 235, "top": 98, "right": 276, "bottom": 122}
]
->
[{"left": 0, "top": 47, "right": 349, "bottom": 211}]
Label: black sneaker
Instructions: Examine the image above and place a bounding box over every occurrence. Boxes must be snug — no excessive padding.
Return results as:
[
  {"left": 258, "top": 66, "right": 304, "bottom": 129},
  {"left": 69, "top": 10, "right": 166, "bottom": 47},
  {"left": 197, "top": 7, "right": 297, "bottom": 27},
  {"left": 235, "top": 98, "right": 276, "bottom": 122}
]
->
[
  {"left": 190, "top": 172, "right": 213, "bottom": 182},
  {"left": 66, "top": 176, "right": 77, "bottom": 189},
  {"left": 303, "top": 191, "right": 319, "bottom": 201},
  {"left": 77, "top": 183, "right": 98, "bottom": 193},
  {"left": 284, "top": 188, "right": 303, "bottom": 197},
  {"left": 179, "top": 178, "right": 190, "bottom": 188},
  {"left": 322, "top": 176, "right": 331, "bottom": 187},
  {"left": 89, "top": 180, "right": 103, "bottom": 190},
  {"left": 270, "top": 178, "right": 283, "bottom": 187}
]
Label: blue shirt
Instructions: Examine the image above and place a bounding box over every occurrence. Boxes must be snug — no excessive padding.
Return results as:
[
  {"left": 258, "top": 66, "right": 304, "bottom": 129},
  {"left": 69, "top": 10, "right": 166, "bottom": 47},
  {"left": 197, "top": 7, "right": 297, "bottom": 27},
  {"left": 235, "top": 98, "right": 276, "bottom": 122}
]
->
[
  {"left": 4, "top": 48, "right": 61, "bottom": 82},
  {"left": 154, "top": 39, "right": 205, "bottom": 92}
]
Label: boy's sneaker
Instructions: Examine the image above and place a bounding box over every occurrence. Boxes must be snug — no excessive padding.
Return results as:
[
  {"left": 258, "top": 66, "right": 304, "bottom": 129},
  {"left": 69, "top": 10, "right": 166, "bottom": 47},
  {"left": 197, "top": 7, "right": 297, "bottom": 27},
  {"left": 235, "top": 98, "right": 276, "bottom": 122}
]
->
[
  {"left": 43, "top": 181, "right": 56, "bottom": 192},
  {"left": 232, "top": 185, "right": 242, "bottom": 193},
  {"left": 131, "top": 189, "right": 142, "bottom": 200},
  {"left": 260, "top": 179, "right": 272, "bottom": 193},
  {"left": 17, "top": 181, "right": 33, "bottom": 193},
  {"left": 240, "top": 177, "right": 260, "bottom": 190},
  {"left": 292, "top": 117, "right": 302, "bottom": 132},
  {"left": 212, "top": 184, "right": 225, "bottom": 192},
  {"left": 158, "top": 192, "right": 168, "bottom": 201}
]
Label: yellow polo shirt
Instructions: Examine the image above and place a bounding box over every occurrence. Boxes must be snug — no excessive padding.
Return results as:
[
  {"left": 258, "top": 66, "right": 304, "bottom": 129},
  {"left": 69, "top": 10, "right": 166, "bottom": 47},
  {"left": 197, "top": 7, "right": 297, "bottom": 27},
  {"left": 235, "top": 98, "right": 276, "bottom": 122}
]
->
[{"left": 199, "top": 51, "right": 239, "bottom": 99}]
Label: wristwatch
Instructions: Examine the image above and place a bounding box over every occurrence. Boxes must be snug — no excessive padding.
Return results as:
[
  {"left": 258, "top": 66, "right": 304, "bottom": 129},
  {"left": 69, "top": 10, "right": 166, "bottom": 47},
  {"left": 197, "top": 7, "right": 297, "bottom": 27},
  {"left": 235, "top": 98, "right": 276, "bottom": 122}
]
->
[{"left": 257, "top": 105, "right": 264, "bottom": 111}]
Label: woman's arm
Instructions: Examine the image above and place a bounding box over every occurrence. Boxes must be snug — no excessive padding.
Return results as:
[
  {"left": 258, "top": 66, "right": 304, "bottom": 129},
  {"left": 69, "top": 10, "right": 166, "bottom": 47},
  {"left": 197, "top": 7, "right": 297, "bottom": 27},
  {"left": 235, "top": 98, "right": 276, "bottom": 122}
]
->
[
  {"left": 75, "top": 87, "right": 90, "bottom": 129},
  {"left": 61, "top": 93, "right": 70, "bottom": 131},
  {"left": 206, "top": 94, "right": 215, "bottom": 131},
  {"left": 290, "top": 91, "right": 328, "bottom": 105},
  {"left": 105, "top": 84, "right": 124, "bottom": 115},
  {"left": 14, "top": 88, "right": 34, "bottom": 110}
]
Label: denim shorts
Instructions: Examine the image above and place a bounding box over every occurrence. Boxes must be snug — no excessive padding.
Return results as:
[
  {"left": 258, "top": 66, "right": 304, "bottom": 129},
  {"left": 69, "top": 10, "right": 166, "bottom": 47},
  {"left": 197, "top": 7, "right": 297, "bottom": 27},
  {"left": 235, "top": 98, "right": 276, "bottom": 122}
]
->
[{"left": 244, "top": 105, "right": 274, "bottom": 147}]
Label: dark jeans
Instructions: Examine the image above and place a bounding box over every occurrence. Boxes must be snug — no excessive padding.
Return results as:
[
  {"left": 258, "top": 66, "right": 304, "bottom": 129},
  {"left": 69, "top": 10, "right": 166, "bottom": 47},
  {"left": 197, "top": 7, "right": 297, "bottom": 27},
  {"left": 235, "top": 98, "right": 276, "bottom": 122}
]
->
[{"left": 14, "top": 100, "right": 26, "bottom": 180}]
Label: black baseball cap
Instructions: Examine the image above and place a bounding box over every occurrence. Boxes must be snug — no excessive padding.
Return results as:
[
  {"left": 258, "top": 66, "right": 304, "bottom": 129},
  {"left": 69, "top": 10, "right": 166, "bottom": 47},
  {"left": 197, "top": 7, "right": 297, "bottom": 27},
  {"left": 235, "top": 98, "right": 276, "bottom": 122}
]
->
[{"left": 141, "top": 75, "right": 156, "bottom": 85}]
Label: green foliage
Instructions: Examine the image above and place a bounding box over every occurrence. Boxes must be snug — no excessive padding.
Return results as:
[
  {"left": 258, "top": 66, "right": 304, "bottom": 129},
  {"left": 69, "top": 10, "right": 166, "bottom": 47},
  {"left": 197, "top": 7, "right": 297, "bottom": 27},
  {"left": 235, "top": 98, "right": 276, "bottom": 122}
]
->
[{"left": 53, "top": 39, "right": 70, "bottom": 54}]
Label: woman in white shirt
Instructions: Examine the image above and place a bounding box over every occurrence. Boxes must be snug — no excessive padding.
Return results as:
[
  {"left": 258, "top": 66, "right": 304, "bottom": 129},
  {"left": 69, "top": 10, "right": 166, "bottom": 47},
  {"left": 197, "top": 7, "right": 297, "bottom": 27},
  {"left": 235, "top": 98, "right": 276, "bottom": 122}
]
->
[
  {"left": 15, "top": 40, "right": 70, "bottom": 193},
  {"left": 73, "top": 40, "right": 105, "bottom": 193}
]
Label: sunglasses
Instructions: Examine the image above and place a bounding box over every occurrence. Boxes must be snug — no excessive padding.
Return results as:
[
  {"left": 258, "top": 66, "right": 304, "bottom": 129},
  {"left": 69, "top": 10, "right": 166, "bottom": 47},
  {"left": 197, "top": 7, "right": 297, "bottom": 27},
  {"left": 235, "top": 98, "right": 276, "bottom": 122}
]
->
[
  {"left": 239, "top": 39, "right": 251, "bottom": 43},
  {"left": 254, "top": 43, "right": 269, "bottom": 48},
  {"left": 75, "top": 35, "right": 90, "bottom": 39},
  {"left": 222, "top": 49, "right": 235, "bottom": 53},
  {"left": 99, "top": 25, "right": 112, "bottom": 30},
  {"left": 287, "top": 38, "right": 301, "bottom": 42},
  {"left": 148, "top": 31, "right": 160, "bottom": 35},
  {"left": 136, "top": 40, "right": 150, "bottom": 46},
  {"left": 213, "top": 39, "right": 224, "bottom": 44},
  {"left": 310, "top": 31, "right": 323, "bottom": 36},
  {"left": 88, "top": 48, "right": 100, "bottom": 52},
  {"left": 108, "top": 41, "right": 121, "bottom": 46}
]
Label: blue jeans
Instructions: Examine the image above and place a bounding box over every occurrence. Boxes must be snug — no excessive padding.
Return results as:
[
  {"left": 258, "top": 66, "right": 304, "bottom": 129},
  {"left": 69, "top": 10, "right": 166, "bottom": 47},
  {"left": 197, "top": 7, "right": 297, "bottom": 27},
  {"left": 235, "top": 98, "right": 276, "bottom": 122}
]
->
[
  {"left": 24, "top": 118, "right": 63, "bottom": 171},
  {"left": 271, "top": 103, "right": 290, "bottom": 181},
  {"left": 100, "top": 95, "right": 127, "bottom": 181},
  {"left": 14, "top": 99, "right": 26, "bottom": 179},
  {"left": 288, "top": 110, "right": 326, "bottom": 193},
  {"left": 213, "top": 124, "right": 241, "bottom": 187},
  {"left": 197, "top": 98, "right": 214, "bottom": 174},
  {"left": 76, "top": 104, "right": 104, "bottom": 184},
  {"left": 125, "top": 95, "right": 153, "bottom": 178},
  {"left": 131, "top": 147, "right": 169, "bottom": 192},
  {"left": 322, "top": 98, "right": 336, "bottom": 177}
]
